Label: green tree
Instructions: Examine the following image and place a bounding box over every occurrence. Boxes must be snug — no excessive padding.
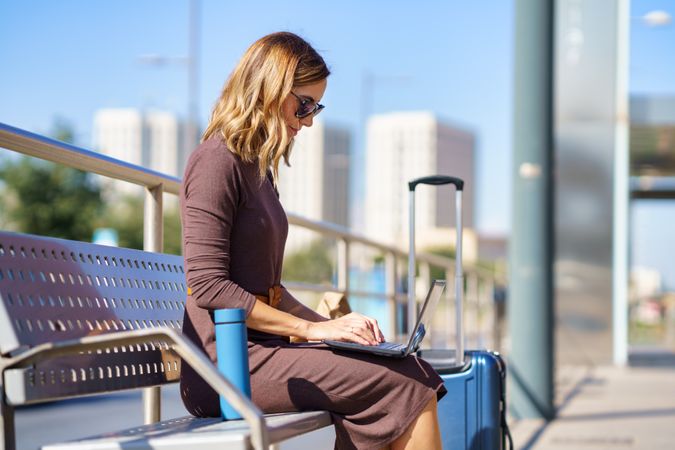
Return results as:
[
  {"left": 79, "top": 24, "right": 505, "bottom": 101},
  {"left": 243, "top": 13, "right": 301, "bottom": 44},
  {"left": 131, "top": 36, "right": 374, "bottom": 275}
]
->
[
  {"left": 162, "top": 205, "right": 182, "bottom": 255},
  {"left": 0, "top": 118, "right": 104, "bottom": 240},
  {"left": 0, "top": 158, "right": 103, "bottom": 241},
  {"left": 0, "top": 118, "right": 182, "bottom": 253},
  {"left": 102, "top": 195, "right": 182, "bottom": 255},
  {"left": 51, "top": 116, "right": 75, "bottom": 143}
]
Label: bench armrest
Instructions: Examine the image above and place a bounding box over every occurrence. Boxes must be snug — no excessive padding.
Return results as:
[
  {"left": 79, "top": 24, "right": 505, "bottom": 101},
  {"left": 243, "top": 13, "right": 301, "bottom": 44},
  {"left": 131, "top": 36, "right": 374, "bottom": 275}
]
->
[{"left": 0, "top": 328, "right": 270, "bottom": 450}]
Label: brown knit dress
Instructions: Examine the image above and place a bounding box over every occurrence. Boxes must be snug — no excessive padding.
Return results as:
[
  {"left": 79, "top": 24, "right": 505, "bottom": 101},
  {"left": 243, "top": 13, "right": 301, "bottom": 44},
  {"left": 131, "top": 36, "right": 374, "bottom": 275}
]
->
[{"left": 179, "top": 137, "right": 447, "bottom": 450}]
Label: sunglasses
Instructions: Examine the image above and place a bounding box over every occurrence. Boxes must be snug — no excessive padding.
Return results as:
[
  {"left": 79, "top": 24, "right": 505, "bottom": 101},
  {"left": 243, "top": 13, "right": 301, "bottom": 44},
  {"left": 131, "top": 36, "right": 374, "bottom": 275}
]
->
[{"left": 291, "top": 91, "right": 325, "bottom": 119}]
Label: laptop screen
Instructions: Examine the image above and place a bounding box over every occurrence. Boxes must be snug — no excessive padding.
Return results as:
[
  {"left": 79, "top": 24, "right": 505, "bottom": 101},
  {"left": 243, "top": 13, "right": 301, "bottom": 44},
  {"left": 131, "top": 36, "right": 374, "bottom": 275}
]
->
[{"left": 405, "top": 280, "right": 446, "bottom": 351}]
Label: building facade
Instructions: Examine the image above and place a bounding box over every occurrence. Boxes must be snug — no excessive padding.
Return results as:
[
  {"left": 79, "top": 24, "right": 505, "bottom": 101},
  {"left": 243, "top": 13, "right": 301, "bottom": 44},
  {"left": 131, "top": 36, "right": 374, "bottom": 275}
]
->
[
  {"left": 630, "top": 96, "right": 675, "bottom": 177},
  {"left": 364, "top": 111, "right": 475, "bottom": 254},
  {"left": 277, "top": 120, "right": 351, "bottom": 254},
  {"left": 93, "top": 108, "right": 185, "bottom": 195}
]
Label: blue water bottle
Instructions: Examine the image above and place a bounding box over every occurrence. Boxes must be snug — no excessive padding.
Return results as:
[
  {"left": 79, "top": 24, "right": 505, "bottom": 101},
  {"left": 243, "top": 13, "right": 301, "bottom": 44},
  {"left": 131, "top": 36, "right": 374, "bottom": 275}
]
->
[{"left": 214, "top": 308, "right": 251, "bottom": 420}]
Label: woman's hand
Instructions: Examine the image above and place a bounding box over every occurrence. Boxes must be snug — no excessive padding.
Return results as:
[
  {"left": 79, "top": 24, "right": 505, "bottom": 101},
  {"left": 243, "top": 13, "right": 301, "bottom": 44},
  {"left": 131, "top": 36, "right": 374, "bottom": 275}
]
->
[{"left": 305, "top": 312, "right": 385, "bottom": 346}]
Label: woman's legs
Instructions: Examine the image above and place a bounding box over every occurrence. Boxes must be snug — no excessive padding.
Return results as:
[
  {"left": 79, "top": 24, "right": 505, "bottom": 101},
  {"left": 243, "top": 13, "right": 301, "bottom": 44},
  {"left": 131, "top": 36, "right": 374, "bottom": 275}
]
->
[{"left": 389, "top": 395, "right": 442, "bottom": 450}]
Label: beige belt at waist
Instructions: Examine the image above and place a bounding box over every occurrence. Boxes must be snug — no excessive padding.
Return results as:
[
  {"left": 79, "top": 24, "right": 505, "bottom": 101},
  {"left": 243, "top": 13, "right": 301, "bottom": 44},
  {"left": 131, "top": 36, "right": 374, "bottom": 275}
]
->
[
  {"left": 255, "top": 285, "right": 282, "bottom": 308},
  {"left": 186, "top": 285, "right": 282, "bottom": 308}
]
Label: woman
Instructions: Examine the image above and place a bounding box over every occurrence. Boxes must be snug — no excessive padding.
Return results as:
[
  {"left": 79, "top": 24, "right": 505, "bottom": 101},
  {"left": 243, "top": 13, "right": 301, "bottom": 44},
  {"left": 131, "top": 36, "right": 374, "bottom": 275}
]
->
[{"left": 180, "top": 31, "right": 446, "bottom": 450}]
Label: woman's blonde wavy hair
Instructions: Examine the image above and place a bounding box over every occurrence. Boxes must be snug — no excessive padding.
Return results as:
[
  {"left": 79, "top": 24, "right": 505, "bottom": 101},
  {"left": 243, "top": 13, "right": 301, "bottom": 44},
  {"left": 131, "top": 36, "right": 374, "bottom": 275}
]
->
[{"left": 202, "top": 32, "right": 330, "bottom": 181}]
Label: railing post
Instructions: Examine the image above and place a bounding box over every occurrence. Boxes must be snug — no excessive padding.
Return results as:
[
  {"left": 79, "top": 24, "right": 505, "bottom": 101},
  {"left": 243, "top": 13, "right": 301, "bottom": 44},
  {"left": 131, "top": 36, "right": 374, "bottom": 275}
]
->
[
  {"left": 144, "top": 185, "right": 164, "bottom": 253},
  {"left": 143, "top": 184, "right": 164, "bottom": 424},
  {"left": 468, "top": 272, "right": 480, "bottom": 348},
  {"left": 337, "top": 238, "right": 350, "bottom": 296},
  {"left": 385, "top": 252, "right": 398, "bottom": 340},
  {"left": 453, "top": 263, "right": 464, "bottom": 357},
  {"left": 1, "top": 380, "right": 16, "bottom": 450},
  {"left": 418, "top": 262, "right": 430, "bottom": 299},
  {"left": 413, "top": 260, "right": 426, "bottom": 334},
  {"left": 475, "top": 275, "right": 485, "bottom": 348},
  {"left": 445, "top": 267, "right": 455, "bottom": 349},
  {"left": 483, "top": 276, "right": 498, "bottom": 350}
]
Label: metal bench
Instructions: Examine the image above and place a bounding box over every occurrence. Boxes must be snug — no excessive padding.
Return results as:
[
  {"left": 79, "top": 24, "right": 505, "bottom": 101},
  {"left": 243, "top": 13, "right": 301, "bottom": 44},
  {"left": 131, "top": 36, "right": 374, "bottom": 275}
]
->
[{"left": 0, "top": 230, "right": 332, "bottom": 450}]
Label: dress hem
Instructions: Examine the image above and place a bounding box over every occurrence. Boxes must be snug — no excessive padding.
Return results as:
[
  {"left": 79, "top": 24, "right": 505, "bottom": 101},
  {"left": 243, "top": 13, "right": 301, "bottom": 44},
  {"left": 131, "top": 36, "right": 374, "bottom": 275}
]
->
[{"left": 351, "top": 380, "right": 445, "bottom": 450}]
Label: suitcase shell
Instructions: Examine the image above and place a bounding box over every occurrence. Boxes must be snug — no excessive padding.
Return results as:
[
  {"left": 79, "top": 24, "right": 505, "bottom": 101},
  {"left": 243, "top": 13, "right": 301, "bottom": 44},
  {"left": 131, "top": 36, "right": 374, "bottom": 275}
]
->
[
  {"left": 421, "top": 349, "right": 508, "bottom": 450},
  {"left": 407, "top": 176, "right": 511, "bottom": 450}
]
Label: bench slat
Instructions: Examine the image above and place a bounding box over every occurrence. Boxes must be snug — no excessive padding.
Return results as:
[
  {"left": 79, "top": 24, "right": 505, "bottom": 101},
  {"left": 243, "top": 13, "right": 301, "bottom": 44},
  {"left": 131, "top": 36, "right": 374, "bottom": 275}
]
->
[
  {"left": 0, "top": 231, "right": 187, "bottom": 402},
  {"left": 4, "top": 348, "right": 180, "bottom": 405},
  {"left": 41, "top": 411, "right": 333, "bottom": 450},
  {"left": 0, "top": 231, "right": 186, "bottom": 354}
]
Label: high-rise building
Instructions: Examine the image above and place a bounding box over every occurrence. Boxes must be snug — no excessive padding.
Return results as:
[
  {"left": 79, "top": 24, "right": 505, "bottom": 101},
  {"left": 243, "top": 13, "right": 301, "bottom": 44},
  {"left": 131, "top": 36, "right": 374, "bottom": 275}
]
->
[
  {"left": 630, "top": 96, "right": 675, "bottom": 176},
  {"left": 277, "top": 120, "right": 351, "bottom": 253},
  {"left": 146, "top": 111, "right": 183, "bottom": 178},
  {"left": 364, "top": 111, "right": 475, "bottom": 254},
  {"left": 93, "top": 109, "right": 146, "bottom": 168},
  {"left": 93, "top": 109, "right": 185, "bottom": 196},
  {"left": 631, "top": 96, "right": 675, "bottom": 124}
]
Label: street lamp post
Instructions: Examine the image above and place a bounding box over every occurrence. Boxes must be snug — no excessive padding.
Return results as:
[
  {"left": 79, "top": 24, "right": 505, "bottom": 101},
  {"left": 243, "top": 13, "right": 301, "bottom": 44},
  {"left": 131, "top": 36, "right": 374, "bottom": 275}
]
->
[
  {"left": 356, "top": 72, "right": 412, "bottom": 335},
  {"left": 357, "top": 70, "right": 412, "bottom": 223},
  {"left": 136, "top": 0, "right": 199, "bottom": 424},
  {"left": 186, "top": 0, "right": 200, "bottom": 161},
  {"left": 138, "top": 0, "right": 200, "bottom": 173}
]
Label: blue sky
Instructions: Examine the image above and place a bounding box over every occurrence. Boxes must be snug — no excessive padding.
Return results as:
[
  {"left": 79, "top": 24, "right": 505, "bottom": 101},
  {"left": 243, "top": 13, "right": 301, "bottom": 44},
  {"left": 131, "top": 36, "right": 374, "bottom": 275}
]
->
[
  {"left": 1, "top": 1, "right": 675, "bottom": 283},
  {"left": 629, "top": 0, "right": 675, "bottom": 289},
  {"left": 0, "top": 0, "right": 513, "bottom": 235}
]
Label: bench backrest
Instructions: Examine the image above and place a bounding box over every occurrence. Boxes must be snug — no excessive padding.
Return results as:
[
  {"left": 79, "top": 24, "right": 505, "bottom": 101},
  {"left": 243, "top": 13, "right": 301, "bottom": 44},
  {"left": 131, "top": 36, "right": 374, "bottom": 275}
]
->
[{"left": 0, "top": 231, "right": 187, "bottom": 403}]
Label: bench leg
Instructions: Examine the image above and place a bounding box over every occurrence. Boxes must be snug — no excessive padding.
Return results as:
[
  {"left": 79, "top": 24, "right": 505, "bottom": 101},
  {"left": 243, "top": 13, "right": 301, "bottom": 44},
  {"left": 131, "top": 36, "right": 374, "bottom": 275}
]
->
[
  {"left": 0, "top": 392, "right": 16, "bottom": 450},
  {"left": 143, "top": 386, "right": 161, "bottom": 424}
]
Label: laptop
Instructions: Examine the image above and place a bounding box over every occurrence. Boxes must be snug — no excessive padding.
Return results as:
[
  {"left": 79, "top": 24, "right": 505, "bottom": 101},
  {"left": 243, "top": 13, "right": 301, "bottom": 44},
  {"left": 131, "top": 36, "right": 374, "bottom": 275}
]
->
[{"left": 324, "top": 280, "right": 446, "bottom": 358}]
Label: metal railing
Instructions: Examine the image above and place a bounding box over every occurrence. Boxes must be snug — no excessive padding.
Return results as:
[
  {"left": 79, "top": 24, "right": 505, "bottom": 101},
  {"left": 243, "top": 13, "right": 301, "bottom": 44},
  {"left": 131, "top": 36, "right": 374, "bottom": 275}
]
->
[{"left": 0, "top": 122, "right": 505, "bottom": 420}]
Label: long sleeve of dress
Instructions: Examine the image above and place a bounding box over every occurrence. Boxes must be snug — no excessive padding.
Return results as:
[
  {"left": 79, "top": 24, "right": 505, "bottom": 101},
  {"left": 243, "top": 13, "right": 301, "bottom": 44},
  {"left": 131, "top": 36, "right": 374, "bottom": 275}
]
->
[{"left": 181, "top": 142, "right": 257, "bottom": 315}]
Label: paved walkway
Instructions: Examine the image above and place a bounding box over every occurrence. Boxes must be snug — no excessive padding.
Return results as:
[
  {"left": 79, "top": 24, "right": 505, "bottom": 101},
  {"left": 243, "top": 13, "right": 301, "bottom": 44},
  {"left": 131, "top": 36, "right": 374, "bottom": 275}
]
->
[
  {"left": 16, "top": 362, "right": 675, "bottom": 449},
  {"left": 511, "top": 364, "right": 675, "bottom": 450},
  {"left": 15, "top": 385, "right": 334, "bottom": 450}
]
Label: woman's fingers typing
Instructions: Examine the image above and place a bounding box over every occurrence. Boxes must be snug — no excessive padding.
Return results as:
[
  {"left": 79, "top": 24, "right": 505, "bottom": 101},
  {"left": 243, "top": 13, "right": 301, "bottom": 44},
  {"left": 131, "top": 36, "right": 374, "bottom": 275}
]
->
[
  {"left": 305, "top": 312, "right": 384, "bottom": 345},
  {"left": 349, "top": 313, "right": 384, "bottom": 344},
  {"left": 346, "top": 323, "right": 376, "bottom": 346},
  {"left": 365, "top": 316, "right": 385, "bottom": 342}
]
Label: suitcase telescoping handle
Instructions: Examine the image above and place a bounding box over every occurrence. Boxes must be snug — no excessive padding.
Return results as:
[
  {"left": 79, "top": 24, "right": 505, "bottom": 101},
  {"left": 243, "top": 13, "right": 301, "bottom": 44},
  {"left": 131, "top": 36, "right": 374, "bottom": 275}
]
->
[
  {"left": 408, "top": 176, "right": 464, "bottom": 366},
  {"left": 408, "top": 175, "right": 464, "bottom": 191}
]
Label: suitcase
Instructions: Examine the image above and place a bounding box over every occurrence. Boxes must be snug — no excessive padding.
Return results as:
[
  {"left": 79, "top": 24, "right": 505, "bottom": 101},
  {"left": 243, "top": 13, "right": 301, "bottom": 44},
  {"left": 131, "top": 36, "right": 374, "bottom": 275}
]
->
[{"left": 407, "top": 176, "right": 513, "bottom": 450}]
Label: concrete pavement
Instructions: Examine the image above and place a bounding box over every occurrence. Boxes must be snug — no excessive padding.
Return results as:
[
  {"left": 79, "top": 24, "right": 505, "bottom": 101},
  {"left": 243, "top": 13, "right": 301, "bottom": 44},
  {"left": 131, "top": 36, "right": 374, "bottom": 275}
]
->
[
  {"left": 15, "top": 361, "right": 675, "bottom": 449},
  {"left": 511, "top": 364, "right": 675, "bottom": 450},
  {"left": 14, "top": 385, "right": 334, "bottom": 450}
]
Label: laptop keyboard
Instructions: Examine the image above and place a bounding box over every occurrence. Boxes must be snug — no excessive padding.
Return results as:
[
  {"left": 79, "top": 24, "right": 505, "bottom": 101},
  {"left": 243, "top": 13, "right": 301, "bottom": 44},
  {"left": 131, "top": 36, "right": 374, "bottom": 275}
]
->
[{"left": 377, "top": 342, "right": 406, "bottom": 351}]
